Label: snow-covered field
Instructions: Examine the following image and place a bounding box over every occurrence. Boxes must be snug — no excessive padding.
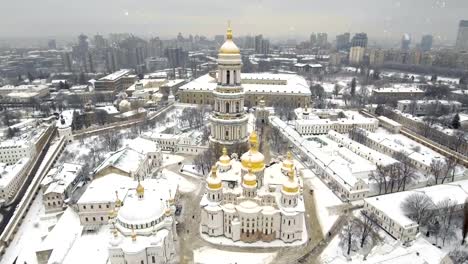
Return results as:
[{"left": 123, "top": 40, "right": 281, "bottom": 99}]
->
[{"left": 193, "top": 246, "right": 276, "bottom": 264}]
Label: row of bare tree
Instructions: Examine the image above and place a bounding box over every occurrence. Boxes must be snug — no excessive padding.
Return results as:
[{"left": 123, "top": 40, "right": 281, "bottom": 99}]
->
[{"left": 401, "top": 193, "right": 468, "bottom": 247}]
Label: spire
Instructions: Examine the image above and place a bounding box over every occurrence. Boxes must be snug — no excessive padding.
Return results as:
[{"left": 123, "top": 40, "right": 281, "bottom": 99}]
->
[
  {"left": 219, "top": 146, "right": 230, "bottom": 165},
  {"left": 227, "top": 20, "right": 233, "bottom": 40},
  {"left": 131, "top": 227, "right": 137, "bottom": 242},
  {"left": 249, "top": 131, "right": 259, "bottom": 152},
  {"left": 115, "top": 190, "right": 122, "bottom": 208}
]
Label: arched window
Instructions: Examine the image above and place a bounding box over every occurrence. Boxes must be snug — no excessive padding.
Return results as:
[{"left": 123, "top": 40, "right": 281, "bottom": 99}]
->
[
  {"left": 226, "top": 102, "right": 230, "bottom": 113},
  {"left": 236, "top": 102, "right": 240, "bottom": 113},
  {"left": 233, "top": 70, "right": 237, "bottom": 84},
  {"left": 226, "top": 70, "right": 230, "bottom": 85}
]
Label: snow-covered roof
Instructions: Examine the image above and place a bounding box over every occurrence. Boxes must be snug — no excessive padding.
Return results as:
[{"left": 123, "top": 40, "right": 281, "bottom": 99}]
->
[
  {"left": 269, "top": 117, "right": 371, "bottom": 192},
  {"left": 180, "top": 73, "right": 311, "bottom": 95},
  {"left": 95, "top": 105, "right": 119, "bottom": 115},
  {"left": 365, "top": 180, "right": 468, "bottom": 228},
  {"left": 126, "top": 137, "right": 160, "bottom": 154},
  {"left": 364, "top": 130, "right": 444, "bottom": 168},
  {"left": 93, "top": 147, "right": 146, "bottom": 176},
  {"left": 372, "top": 84, "right": 424, "bottom": 94},
  {"left": 42, "top": 163, "right": 82, "bottom": 195},
  {"left": 78, "top": 173, "right": 178, "bottom": 205},
  {"left": 377, "top": 116, "right": 402, "bottom": 127},
  {"left": 57, "top": 110, "right": 74, "bottom": 129},
  {"left": 0, "top": 158, "right": 30, "bottom": 188},
  {"left": 98, "top": 69, "right": 132, "bottom": 81}
]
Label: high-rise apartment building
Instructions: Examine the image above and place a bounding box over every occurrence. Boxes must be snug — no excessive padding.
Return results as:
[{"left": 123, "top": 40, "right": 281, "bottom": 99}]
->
[
  {"left": 336, "top": 33, "right": 350, "bottom": 51},
  {"left": 310, "top": 33, "right": 317, "bottom": 46},
  {"left": 420, "top": 35, "right": 433, "bottom": 52},
  {"left": 456, "top": 20, "right": 468, "bottom": 52},
  {"left": 351, "top": 33, "right": 368, "bottom": 48},
  {"left": 401, "top": 34, "right": 411, "bottom": 51},
  {"left": 317, "top": 33, "right": 328, "bottom": 47}
]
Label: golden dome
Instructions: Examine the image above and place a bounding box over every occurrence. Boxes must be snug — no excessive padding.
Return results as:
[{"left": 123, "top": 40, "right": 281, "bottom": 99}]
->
[
  {"left": 282, "top": 168, "right": 299, "bottom": 193},
  {"left": 219, "top": 22, "right": 240, "bottom": 54},
  {"left": 207, "top": 165, "right": 222, "bottom": 189},
  {"left": 242, "top": 164, "right": 257, "bottom": 187},
  {"left": 241, "top": 131, "right": 265, "bottom": 172},
  {"left": 282, "top": 151, "right": 294, "bottom": 171},
  {"left": 219, "top": 146, "right": 230, "bottom": 165},
  {"left": 136, "top": 179, "right": 145, "bottom": 197}
]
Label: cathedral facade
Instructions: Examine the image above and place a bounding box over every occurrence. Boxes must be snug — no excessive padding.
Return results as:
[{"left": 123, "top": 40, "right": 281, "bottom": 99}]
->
[{"left": 200, "top": 132, "right": 306, "bottom": 244}]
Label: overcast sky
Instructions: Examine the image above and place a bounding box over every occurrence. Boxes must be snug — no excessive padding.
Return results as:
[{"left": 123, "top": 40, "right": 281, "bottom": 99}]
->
[{"left": 1, "top": 0, "right": 467, "bottom": 44}]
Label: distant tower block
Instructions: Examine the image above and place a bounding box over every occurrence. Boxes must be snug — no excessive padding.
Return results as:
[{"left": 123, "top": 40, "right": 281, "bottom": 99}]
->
[{"left": 209, "top": 23, "right": 249, "bottom": 151}]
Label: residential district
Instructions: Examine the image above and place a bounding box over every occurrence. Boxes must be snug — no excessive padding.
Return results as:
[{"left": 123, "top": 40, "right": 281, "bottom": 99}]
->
[{"left": 2, "top": 20, "right": 468, "bottom": 264}]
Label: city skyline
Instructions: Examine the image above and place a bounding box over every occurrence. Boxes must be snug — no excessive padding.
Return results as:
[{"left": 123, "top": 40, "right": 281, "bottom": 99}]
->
[{"left": 1, "top": 0, "right": 467, "bottom": 44}]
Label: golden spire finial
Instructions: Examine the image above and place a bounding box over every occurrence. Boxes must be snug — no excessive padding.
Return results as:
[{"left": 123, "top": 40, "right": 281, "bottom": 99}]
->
[
  {"left": 249, "top": 131, "right": 258, "bottom": 151},
  {"left": 131, "top": 227, "right": 137, "bottom": 241},
  {"left": 287, "top": 151, "right": 292, "bottom": 160},
  {"left": 112, "top": 222, "right": 118, "bottom": 238},
  {"left": 227, "top": 21, "right": 233, "bottom": 40},
  {"left": 222, "top": 146, "right": 228, "bottom": 156},
  {"left": 115, "top": 190, "right": 122, "bottom": 208},
  {"left": 211, "top": 165, "right": 217, "bottom": 177}
]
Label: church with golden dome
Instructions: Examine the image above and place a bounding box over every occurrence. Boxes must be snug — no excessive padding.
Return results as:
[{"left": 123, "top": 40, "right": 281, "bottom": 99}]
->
[
  {"left": 209, "top": 23, "right": 249, "bottom": 149},
  {"left": 200, "top": 130, "right": 306, "bottom": 244}
]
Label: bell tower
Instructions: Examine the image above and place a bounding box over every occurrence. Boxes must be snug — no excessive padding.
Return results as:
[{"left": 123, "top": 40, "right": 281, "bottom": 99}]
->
[{"left": 209, "top": 22, "right": 249, "bottom": 150}]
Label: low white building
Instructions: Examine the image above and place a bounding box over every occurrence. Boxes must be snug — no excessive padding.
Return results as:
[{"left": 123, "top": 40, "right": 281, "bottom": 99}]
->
[
  {"left": 364, "top": 180, "right": 468, "bottom": 242},
  {"left": 397, "top": 100, "right": 462, "bottom": 116},
  {"left": 294, "top": 108, "right": 379, "bottom": 135},
  {"left": 377, "top": 116, "right": 402, "bottom": 133},
  {"left": 41, "top": 163, "right": 82, "bottom": 213},
  {"left": 0, "top": 139, "right": 35, "bottom": 165},
  {"left": 94, "top": 138, "right": 162, "bottom": 179},
  {"left": 270, "top": 116, "right": 371, "bottom": 201},
  {"left": 356, "top": 128, "right": 446, "bottom": 173},
  {"left": 77, "top": 174, "right": 178, "bottom": 232},
  {"left": 142, "top": 131, "right": 208, "bottom": 155},
  {"left": 0, "top": 158, "right": 30, "bottom": 205}
]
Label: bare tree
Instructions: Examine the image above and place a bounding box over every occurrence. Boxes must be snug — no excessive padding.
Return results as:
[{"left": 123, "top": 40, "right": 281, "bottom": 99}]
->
[
  {"left": 436, "top": 198, "right": 457, "bottom": 246},
  {"left": 339, "top": 218, "right": 360, "bottom": 256},
  {"left": 401, "top": 193, "right": 435, "bottom": 225},
  {"left": 359, "top": 212, "right": 378, "bottom": 248},
  {"left": 462, "top": 198, "right": 468, "bottom": 245},
  {"left": 103, "top": 132, "right": 122, "bottom": 152},
  {"left": 449, "top": 248, "right": 468, "bottom": 263},
  {"left": 430, "top": 159, "right": 445, "bottom": 184},
  {"left": 95, "top": 109, "right": 108, "bottom": 125}
]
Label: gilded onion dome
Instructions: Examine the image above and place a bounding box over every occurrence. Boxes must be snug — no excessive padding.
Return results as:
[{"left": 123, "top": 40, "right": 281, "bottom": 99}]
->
[
  {"left": 282, "top": 151, "right": 294, "bottom": 172},
  {"left": 207, "top": 165, "right": 222, "bottom": 190},
  {"left": 136, "top": 179, "right": 145, "bottom": 198},
  {"left": 242, "top": 163, "right": 257, "bottom": 187},
  {"left": 219, "top": 22, "right": 240, "bottom": 54},
  {"left": 282, "top": 168, "right": 299, "bottom": 193},
  {"left": 241, "top": 131, "right": 265, "bottom": 172},
  {"left": 219, "top": 146, "right": 230, "bottom": 165}
]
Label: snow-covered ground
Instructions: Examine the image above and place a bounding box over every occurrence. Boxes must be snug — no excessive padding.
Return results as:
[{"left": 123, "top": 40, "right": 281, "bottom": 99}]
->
[
  {"left": 2, "top": 192, "right": 45, "bottom": 264},
  {"left": 302, "top": 169, "right": 343, "bottom": 236},
  {"left": 161, "top": 153, "right": 185, "bottom": 167},
  {"left": 193, "top": 246, "right": 276, "bottom": 264},
  {"left": 320, "top": 230, "right": 450, "bottom": 264},
  {"left": 163, "top": 169, "right": 196, "bottom": 193}
]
